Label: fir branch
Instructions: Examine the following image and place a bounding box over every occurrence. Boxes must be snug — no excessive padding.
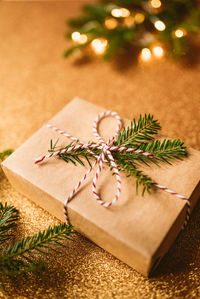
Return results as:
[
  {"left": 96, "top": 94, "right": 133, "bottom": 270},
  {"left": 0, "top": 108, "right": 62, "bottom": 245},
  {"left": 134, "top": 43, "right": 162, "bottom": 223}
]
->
[
  {"left": 0, "top": 259, "right": 45, "bottom": 276},
  {"left": 114, "top": 114, "right": 161, "bottom": 146},
  {"left": 0, "top": 147, "right": 75, "bottom": 276},
  {"left": 55, "top": 147, "right": 95, "bottom": 167},
  {"left": 1, "top": 224, "right": 74, "bottom": 260},
  {"left": 50, "top": 140, "right": 100, "bottom": 167},
  {"left": 59, "top": 147, "right": 93, "bottom": 166},
  {"left": 134, "top": 139, "right": 187, "bottom": 164},
  {"left": 0, "top": 203, "right": 19, "bottom": 245},
  {"left": 113, "top": 138, "right": 187, "bottom": 166},
  {"left": 0, "top": 149, "right": 13, "bottom": 161},
  {"left": 0, "top": 223, "right": 74, "bottom": 276}
]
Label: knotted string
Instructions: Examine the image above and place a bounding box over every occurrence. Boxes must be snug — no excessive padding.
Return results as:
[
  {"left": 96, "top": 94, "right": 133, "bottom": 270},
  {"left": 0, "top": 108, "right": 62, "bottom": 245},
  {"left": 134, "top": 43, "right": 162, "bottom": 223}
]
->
[{"left": 35, "top": 111, "right": 191, "bottom": 228}]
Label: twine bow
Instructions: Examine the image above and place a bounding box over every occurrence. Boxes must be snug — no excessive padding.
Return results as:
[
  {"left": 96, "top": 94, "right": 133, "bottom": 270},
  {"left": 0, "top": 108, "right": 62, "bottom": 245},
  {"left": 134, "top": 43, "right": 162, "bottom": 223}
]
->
[{"left": 35, "top": 111, "right": 191, "bottom": 227}]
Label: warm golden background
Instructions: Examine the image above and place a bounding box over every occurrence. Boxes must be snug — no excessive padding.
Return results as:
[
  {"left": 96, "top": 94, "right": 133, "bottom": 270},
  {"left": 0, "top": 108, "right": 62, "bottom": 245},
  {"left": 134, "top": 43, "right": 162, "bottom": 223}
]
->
[{"left": 0, "top": 1, "right": 200, "bottom": 298}]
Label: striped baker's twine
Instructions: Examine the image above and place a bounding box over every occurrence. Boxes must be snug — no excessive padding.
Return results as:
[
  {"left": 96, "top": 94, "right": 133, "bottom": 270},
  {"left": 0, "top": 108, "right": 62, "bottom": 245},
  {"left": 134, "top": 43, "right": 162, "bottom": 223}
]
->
[
  {"left": 35, "top": 111, "right": 190, "bottom": 228},
  {"left": 152, "top": 183, "right": 191, "bottom": 228}
]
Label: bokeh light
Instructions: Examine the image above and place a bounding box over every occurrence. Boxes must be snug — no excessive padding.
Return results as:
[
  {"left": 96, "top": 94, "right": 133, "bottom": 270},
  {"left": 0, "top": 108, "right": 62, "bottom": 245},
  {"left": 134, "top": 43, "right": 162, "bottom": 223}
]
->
[
  {"left": 154, "top": 20, "right": 166, "bottom": 31},
  {"left": 150, "top": 0, "right": 161, "bottom": 8},
  {"left": 105, "top": 18, "right": 118, "bottom": 29},
  {"left": 152, "top": 46, "right": 164, "bottom": 57},
  {"left": 91, "top": 38, "right": 108, "bottom": 55},
  {"left": 72, "top": 32, "right": 88, "bottom": 44},
  {"left": 111, "top": 8, "right": 130, "bottom": 18},
  {"left": 174, "top": 28, "right": 186, "bottom": 38},
  {"left": 134, "top": 13, "right": 145, "bottom": 24},
  {"left": 141, "top": 48, "right": 152, "bottom": 61}
]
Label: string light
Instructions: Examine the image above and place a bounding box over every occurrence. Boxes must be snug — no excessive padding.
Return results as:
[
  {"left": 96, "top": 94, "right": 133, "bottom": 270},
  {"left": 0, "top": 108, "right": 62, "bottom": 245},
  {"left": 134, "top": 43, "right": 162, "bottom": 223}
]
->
[
  {"left": 124, "top": 16, "right": 135, "bottom": 27},
  {"left": 111, "top": 8, "right": 130, "bottom": 18},
  {"left": 174, "top": 28, "right": 186, "bottom": 38},
  {"left": 71, "top": 32, "right": 81, "bottom": 42},
  {"left": 152, "top": 45, "right": 164, "bottom": 58},
  {"left": 154, "top": 20, "right": 166, "bottom": 31},
  {"left": 134, "top": 13, "right": 145, "bottom": 24},
  {"left": 71, "top": 32, "right": 88, "bottom": 44},
  {"left": 91, "top": 38, "right": 108, "bottom": 55},
  {"left": 140, "top": 48, "right": 152, "bottom": 61},
  {"left": 121, "top": 8, "right": 130, "bottom": 17},
  {"left": 79, "top": 34, "right": 88, "bottom": 44},
  {"left": 150, "top": 0, "right": 161, "bottom": 8},
  {"left": 105, "top": 18, "right": 118, "bottom": 29},
  {"left": 111, "top": 8, "right": 121, "bottom": 18}
]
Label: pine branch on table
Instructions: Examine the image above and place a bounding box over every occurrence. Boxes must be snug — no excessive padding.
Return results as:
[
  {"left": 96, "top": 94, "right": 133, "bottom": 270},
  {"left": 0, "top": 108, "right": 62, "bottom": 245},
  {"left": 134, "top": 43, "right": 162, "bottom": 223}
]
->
[
  {"left": 0, "top": 223, "right": 74, "bottom": 276},
  {"left": 0, "top": 149, "right": 75, "bottom": 276},
  {"left": 0, "top": 203, "right": 19, "bottom": 246}
]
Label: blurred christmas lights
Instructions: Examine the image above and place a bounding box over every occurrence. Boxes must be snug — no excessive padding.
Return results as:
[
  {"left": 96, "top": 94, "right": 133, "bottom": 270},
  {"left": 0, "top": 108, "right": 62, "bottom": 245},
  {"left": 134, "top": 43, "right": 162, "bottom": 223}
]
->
[
  {"left": 154, "top": 20, "right": 166, "bottom": 31},
  {"left": 66, "top": 1, "right": 200, "bottom": 61},
  {"left": 150, "top": 0, "right": 161, "bottom": 9},
  {"left": 152, "top": 45, "right": 164, "bottom": 58},
  {"left": 71, "top": 32, "right": 81, "bottom": 42},
  {"left": 71, "top": 32, "right": 88, "bottom": 44},
  {"left": 124, "top": 16, "right": 135, "bottom": 27},
  {"left": 134, "top": 13, "right": 145, "bottom": 24},
  {"left": 121, "top": 8, "right": 131, "bottom": 17},
  {"left": 111, "top": 8, "right": 130, "bottom": 18},
  {"left": 174, "top": 28, "right": 186, "bottom": 38},
  {"left": 141, "top": 45, "right": 164, "bottom": 61},
  {"left": 91, "top": 38, "right": 108, "bottom": 54},
  {"left": 105, "top": 18, "right": 118, "bottom": 29},
  {"left": 141, "top": 48, "right": 152, "bottom": 61}
]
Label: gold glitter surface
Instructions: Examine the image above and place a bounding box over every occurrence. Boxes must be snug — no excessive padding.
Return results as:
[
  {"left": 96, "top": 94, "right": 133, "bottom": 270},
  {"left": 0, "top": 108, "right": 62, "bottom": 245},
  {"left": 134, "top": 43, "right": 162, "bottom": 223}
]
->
[{"left": 0, "top": 2, "right": 200, "bottom": 298}]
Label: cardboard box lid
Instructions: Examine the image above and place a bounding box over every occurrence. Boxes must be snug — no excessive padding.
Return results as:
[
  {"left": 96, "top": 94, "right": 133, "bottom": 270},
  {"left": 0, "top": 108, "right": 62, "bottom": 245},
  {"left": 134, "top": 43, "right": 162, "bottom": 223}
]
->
[{"left": 2, "top": 97, "right": 200, "bottom": 276}]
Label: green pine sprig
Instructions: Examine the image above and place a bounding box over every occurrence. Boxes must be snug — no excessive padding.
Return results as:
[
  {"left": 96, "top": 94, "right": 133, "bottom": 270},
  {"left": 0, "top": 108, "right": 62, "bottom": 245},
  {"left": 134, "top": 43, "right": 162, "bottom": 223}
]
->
[
  {"left": 49, "top": 139, "right": 99, "bottom": 167},
  {"left": 0, "top": 223, "right": 74, "bottom": 276},
  {"left": 114, "top": 114, "right": 161, "bottom": 146},
  {"left": 49, "top": 114, "right": 187, "bottom": 195},
  {"left": 133, "top": 138, "right": 187, "bottom": 164},
  {"left": 0, "top": 149, "right": 13, "bottom": 161},
  {"left": 0, "top": 203, "right": 19, "bottom": 245},
  {"left": 115, "top": 159, "right": 156, "bottom": 195},
  {"left": 0, "top": 149, "right": 75, "bottom": 276}
]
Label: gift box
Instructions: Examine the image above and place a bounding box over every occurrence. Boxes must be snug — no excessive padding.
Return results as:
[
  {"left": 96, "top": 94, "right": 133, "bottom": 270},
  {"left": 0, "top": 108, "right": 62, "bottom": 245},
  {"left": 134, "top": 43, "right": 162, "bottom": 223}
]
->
[{"left": 2, "top": 97, "right": 200, "bottom": 276}]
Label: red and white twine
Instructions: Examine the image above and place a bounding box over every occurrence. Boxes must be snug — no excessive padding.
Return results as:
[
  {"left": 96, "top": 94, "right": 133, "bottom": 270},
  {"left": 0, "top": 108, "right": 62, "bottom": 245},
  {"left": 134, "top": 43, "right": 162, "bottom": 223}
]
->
[{"left": 35, "top": 111, "right": 191, "bottom": 228}]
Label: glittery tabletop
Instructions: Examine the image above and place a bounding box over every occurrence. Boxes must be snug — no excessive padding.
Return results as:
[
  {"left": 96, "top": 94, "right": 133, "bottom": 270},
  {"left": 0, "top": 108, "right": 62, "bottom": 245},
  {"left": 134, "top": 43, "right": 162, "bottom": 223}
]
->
[{"left": 0, "top": 2, "right": 200, "bottom": 298}]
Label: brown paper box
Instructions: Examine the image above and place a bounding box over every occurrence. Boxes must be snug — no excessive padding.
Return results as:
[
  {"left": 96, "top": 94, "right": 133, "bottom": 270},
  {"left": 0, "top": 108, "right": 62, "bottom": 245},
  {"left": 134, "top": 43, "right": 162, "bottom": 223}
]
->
[{"left": 2, "top": 97, "right": 200, "bottom": 276}]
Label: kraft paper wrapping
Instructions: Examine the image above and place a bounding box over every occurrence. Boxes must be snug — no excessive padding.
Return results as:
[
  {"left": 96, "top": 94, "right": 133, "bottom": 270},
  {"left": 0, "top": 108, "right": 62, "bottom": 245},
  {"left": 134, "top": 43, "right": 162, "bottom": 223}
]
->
[{"left": 2, "top": 97, "right": 200, "bottom": 276}]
